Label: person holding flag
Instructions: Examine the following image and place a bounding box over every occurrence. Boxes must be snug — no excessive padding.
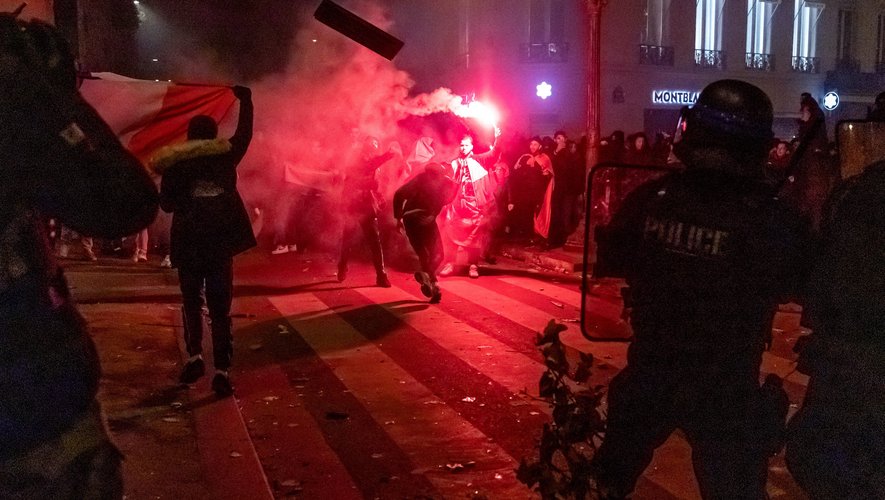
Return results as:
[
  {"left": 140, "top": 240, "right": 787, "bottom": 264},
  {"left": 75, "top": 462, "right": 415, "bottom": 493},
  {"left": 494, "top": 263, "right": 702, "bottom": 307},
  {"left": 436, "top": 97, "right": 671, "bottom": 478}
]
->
[{"left": 153, "top": 85, "right": 255, "bottom": 398}]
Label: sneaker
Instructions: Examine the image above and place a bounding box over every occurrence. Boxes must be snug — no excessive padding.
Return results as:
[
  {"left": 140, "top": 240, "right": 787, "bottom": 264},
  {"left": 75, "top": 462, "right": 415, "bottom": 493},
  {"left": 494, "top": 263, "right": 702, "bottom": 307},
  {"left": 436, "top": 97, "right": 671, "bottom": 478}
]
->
[
  {"left": 438, "top": 262, "right": 454, "bottom": 277},
  {"left": 137, "top": 250, "right": 148, "bottom": 263},
  {"left": 468, "top": 265, "right": 479, "bottom": 279},
  {"left": 429, "top": 284, "right": 442, "bottom": 304},
  {"left": 160, "top": 255, "right": 172, "bottom": 268},
  {"left": 414, "top": 272, "right": 432, "bottom": 298},
  {"left": 337, "top": 262, "right": 347, "bottom": 282},
  {"left": 376, "top": 272, "right": 391, "bottom": 288},
  {"left": 212, "top": 372, "right": 234, "bottom": 397},
  {"left": 271, "top": 245, "right": 289, "bottom": 255},
  {"left": 179, "top": 358, "right": 205, "bottom": 384},
  {"left": 288, "top": 244, "right": 298, "bottom": 252}
]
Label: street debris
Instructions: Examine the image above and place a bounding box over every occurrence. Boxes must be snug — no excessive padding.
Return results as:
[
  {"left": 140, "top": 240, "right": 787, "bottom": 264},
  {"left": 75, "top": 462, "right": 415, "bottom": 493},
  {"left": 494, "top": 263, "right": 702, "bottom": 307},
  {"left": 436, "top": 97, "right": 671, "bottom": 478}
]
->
[
  {"left": 229, "top": 451, "right": 242, "bottom": 458},
  {"left": 461, "top": 397, "right": 476, "bottom": 403},
  {"left": 249, "top": 343, "right": 263, "bottom": 351},
  {"left": 445, "top": 461, "right": 476, "bottom": 472},
  {"left": 262, "top": 396, "right": 280, "bottom": 402},
  {"left": 550, "top": 301, "right": 564, "bottom": 308},
  {"left": 277, "top": 324, "right": 291, "bottom": 335},
  {"left": 161, "top": 417, "right": 181, "bottom": 423}
]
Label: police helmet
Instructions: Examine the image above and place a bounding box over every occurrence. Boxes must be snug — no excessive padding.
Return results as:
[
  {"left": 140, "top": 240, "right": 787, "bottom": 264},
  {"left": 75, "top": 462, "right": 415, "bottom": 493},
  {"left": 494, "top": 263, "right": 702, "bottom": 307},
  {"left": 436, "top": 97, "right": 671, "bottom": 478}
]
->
[
  {"left": 0, "top": 13, "right": 78, "bottom": 94},
  {"left": 673, "top": 79, "right": 774, "bottom": 166}
]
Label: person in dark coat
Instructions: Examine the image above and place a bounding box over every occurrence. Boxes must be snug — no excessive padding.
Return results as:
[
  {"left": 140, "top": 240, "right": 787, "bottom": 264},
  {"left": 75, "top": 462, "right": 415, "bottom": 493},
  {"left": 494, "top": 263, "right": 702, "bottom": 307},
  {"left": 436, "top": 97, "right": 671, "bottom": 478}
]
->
[
  {"left": 154, "top": 85, "right": 255, "bottom": 397},
  {"left": 867, "top": 91, "right": 885, "bottom": 121},
  {"left": 0, "top": 15, "right": 158, "bottom": 497},
  {"left": 337, "top": 136, "right": 399, "bottom": 287},
  {"left": 392, "top": 162, "right": 456, "bottom": 303},
  {"left": 592, "top": 80, "right": 813, "bottom": 499},
  {"left": 547, "top": 130, "right": 583, "bottom": 249}
]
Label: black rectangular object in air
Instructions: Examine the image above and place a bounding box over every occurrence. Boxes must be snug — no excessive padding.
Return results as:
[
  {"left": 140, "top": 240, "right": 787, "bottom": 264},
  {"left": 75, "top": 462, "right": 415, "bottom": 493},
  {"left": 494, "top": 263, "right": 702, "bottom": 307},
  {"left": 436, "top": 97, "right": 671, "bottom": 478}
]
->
[{"left": 314, "top": 0, "right": 404, "bottom": 60}]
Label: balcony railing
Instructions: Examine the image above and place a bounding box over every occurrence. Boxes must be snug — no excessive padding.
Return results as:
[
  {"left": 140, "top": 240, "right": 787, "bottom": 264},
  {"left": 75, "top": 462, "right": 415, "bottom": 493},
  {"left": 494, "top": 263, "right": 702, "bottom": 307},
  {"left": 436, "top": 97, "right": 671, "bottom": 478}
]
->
[
  {"left": 745, "top": 52, "right": 775, "bottom": 72},
  {"left": 792, "top": 56, "right": 820, "bottom": 73},
  {"left": 695, "top": 49, "right": 726, "bottom": 70},
  {"left": 519, "top": 42, "right": 569, "bottom": 63},
  {"left": 639, "top": 44, "right": 674, "bottom": 66}
]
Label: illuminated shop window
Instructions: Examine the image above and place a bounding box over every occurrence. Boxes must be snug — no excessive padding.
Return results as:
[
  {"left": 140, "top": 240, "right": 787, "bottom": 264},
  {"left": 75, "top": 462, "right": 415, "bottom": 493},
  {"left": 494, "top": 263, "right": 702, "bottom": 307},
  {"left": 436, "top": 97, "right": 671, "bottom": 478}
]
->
[
  {"left": 792, "top": 0, "right": 824, "bottom": 72},
  {"left": 643, "top": 0, "right": 671, "bottom": 46},
  {"left": 696, "top": 0, "right": 725, "bottom": 52},
  {"left": 695, "top": 0, "right": 726, "bottom": 69},
  {"left": 640, "top": 0, "right": 674, "bottom": 65},
  {"left": 746, "top": 0, "right": 779, "bottom": 55},
  {"left": 746, "top": 0, "right": 779, "bottom": 70}
]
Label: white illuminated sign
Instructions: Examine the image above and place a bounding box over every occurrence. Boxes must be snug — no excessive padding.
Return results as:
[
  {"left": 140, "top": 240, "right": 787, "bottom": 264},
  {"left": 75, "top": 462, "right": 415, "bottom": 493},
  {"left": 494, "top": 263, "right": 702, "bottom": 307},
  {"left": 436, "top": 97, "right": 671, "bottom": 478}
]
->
[
  {"left": 823, "top": 91, "right": 839, "bottom": 110},
  {"left": 652, "top": 89, "right": 700, "bottom": 105},
  {"left": 536, "top": 81, "right": 552, "bottom": 100}
]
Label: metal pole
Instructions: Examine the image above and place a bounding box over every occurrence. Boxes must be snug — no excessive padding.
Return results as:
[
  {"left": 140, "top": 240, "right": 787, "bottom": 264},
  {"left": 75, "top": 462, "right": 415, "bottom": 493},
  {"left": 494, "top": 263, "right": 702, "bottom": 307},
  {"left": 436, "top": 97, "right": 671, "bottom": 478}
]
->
[
  {"left": 585, "top": 0, "right": 604, "bottom": 173},
  {"left": 568, "top": 0, "right": 605, "bottom": 250}
]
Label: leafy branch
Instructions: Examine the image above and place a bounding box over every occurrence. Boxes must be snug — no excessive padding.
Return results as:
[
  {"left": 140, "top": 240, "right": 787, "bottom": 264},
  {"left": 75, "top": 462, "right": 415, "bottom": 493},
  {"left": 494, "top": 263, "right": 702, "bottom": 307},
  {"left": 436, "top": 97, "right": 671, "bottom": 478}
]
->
[{"left": 516, "top": 320, "right": 607, "bottom": 499}]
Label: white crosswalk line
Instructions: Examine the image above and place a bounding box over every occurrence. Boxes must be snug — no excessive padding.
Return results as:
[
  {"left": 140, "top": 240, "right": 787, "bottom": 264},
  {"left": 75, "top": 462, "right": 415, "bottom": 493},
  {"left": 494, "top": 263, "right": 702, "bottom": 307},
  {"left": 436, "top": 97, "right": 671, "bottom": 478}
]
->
[{"left": 268, "top": 292, "right": 530, "bottom": 498}]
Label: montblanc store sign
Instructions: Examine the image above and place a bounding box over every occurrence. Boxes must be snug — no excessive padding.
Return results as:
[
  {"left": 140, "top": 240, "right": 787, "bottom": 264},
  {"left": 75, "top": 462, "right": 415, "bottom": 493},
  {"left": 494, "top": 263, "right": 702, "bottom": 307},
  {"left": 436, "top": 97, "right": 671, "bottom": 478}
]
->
[{"left": 652, "top": 89, "right": 700, "bottom": 105}]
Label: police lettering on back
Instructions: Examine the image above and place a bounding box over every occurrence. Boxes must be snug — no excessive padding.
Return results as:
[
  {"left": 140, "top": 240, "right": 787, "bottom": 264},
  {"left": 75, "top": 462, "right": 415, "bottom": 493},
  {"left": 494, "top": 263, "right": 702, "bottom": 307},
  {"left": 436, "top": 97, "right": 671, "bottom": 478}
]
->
[
  {"left": 591, "top": 80, "right": 813, "bottom": 500},
  {"left": 643, "top": 214, "right": 729, "bottom": 258}
]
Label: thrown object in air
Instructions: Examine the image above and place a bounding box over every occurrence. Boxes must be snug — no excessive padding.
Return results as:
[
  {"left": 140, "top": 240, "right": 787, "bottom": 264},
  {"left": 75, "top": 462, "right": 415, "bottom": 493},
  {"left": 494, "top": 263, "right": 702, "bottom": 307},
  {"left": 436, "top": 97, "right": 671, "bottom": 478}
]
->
[{"left": 314, "top": 0, "right": 404, "bottom": 60}]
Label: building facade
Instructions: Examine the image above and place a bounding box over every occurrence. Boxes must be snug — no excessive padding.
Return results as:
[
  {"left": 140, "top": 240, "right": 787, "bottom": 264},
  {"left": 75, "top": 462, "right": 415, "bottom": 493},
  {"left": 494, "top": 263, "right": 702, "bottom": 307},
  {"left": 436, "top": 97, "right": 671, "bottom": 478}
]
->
[{"left": 396, "top": 0, "right": 885, "bottom": 142}]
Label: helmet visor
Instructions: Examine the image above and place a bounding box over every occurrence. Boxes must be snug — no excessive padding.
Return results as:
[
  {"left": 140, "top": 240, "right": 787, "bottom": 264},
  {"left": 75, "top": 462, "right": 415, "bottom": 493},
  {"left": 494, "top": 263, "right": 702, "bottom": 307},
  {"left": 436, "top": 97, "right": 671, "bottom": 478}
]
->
[{"left": 672, "top": 106, "right": 690, "bottom": 147}]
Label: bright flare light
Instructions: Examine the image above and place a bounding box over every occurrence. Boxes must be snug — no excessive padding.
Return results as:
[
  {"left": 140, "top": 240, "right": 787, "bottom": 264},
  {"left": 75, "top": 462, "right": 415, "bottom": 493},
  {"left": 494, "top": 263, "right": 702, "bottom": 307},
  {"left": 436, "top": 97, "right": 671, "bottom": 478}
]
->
[
  {"left": 466, "top": 100, "right": 500, "bottom": 128},
  {"left": 453, "top": 98, "right": 500, "bottom": 128},
  {"left": 536, "top": 81, "right": 552, "bottom": 100}
]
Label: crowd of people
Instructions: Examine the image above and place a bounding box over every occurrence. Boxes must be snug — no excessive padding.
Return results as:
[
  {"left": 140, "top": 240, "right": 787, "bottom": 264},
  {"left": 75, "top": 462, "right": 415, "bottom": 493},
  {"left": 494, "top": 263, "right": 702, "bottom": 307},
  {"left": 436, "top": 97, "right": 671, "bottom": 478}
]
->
[{"left": 4, "top": 11, "right": 885, "bottom": 498}]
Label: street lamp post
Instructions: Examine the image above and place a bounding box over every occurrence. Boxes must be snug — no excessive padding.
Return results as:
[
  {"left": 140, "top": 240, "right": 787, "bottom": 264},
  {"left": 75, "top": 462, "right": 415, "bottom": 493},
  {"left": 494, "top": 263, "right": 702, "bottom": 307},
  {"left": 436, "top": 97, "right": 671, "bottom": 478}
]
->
[
  {"left": 585, "top": 0, "right": 604, "bottom": 176},
  {"left": 569, "top": 0, "right": 605, "bottom": 251}
]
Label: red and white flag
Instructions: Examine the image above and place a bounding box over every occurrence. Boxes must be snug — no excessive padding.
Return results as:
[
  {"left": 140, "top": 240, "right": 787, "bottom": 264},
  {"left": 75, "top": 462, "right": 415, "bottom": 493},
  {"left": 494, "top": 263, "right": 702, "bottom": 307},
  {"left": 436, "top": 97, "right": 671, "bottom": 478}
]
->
[{"left": 79, "top": 72, "right": 238, "bottom": 165}]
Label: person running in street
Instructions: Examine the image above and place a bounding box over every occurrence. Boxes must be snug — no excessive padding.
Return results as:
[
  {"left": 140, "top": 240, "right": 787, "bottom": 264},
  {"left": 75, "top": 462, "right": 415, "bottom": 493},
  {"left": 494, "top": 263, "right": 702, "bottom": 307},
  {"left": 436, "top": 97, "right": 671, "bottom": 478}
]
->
[{"left": 392, "top": 161, "right": 456, "bottom": 303}]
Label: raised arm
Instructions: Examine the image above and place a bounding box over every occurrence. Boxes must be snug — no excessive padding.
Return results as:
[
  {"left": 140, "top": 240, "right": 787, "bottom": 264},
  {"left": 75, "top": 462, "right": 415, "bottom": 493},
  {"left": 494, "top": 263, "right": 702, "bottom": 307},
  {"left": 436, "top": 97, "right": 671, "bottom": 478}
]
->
[{"left": 228, "top": 86, "right": 254, "bottom": 164}]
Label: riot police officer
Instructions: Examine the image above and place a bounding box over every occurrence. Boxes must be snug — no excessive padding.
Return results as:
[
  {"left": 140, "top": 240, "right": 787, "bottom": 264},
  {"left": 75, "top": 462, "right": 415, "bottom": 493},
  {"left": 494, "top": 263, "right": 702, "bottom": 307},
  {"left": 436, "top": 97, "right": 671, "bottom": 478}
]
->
[
  {"left": 591, "top": 80, "right": 813, "bottom": 499},
  {"left": 0, "top": 13, "right": 158, "bottom": 497},
  {"left": 785, "top": 131, "right": 885, "bottom": 498}
]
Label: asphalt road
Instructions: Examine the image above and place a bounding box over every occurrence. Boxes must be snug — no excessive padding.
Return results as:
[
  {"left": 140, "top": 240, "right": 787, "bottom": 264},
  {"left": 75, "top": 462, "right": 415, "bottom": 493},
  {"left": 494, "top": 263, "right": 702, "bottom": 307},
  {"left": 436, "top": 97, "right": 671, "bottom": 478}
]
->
[{"left": 63, "top": 247, "right": 810, "bottom": 499}]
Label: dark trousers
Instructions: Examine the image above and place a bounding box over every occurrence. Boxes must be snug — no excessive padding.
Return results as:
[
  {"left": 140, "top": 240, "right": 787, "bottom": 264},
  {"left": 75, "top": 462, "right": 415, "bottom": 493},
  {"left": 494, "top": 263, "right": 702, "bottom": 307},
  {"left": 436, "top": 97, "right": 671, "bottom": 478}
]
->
[
  {"left": 593, "top": 345, "right": 768, "bottom": 499},
  {"left": 178, "top": 258, "right": 233, "bottom": 371},
  {"left": 548, "top": 190, "right": 579, "bottom": 248},
  {"left": 403, "top": 215, "right": 444, "bottom": 282},
  {"left": 339, "top": 209, "right": 385, "bottom": 275}
]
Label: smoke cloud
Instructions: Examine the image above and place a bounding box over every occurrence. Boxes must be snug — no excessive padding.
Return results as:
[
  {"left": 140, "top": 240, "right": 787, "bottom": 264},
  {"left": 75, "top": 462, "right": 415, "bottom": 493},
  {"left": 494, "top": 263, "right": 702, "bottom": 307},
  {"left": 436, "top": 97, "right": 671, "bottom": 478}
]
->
[
  {"left": 138, "top": 1, "right": 501, "bottom": 256},
  {"left": 234, "top": 0, "right": 493, "bottom": 254}
]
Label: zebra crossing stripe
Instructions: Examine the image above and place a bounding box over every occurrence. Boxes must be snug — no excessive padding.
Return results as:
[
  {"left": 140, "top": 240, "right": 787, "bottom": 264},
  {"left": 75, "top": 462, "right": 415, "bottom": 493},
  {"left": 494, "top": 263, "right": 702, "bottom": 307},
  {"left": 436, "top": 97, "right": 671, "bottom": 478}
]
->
[{"left": 269, "top": 292, "right": 532, "bottom": 498}]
